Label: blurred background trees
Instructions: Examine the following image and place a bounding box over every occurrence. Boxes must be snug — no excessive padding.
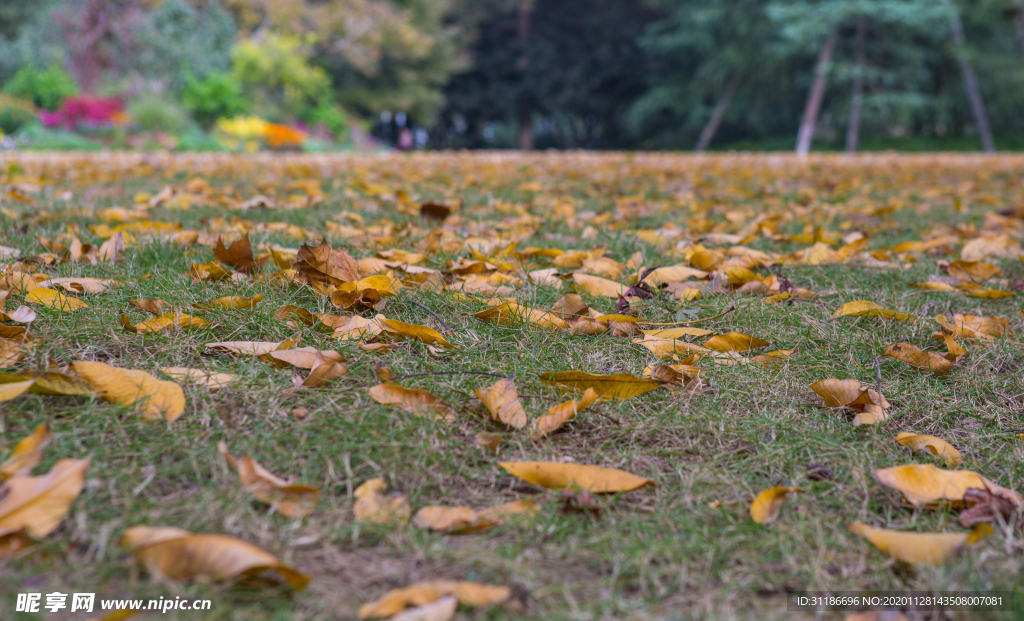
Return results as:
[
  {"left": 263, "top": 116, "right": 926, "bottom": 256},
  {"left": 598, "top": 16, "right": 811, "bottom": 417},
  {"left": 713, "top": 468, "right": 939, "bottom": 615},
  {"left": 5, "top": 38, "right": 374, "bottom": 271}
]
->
[{"left": 0, "top": 0, "right": 1021, "bottom": 151}]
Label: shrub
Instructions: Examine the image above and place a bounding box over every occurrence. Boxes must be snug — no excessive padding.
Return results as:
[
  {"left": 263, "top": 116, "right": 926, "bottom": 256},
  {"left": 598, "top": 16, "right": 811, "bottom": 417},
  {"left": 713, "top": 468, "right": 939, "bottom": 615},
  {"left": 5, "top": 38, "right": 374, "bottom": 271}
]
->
[
  {"left": 181, "top": 71, "right": 247, "bottom": 128},
  {"left": 231, "top": 35, "right": 331, "bottom": 121},
  {"left": 0, "top": 94, "right": 37, "bottom": 134},
  {"left": 3, "top": 64, "right": 78, "bottom": 112},
  {"left": 41, "top": 97, "right": 123, "bottom": 130},
  {"left": 128, "top": 94, "right": 192, "bottom": 134},
  {"left": 304, "top": 100, "right": 348, "bottom": 138}
]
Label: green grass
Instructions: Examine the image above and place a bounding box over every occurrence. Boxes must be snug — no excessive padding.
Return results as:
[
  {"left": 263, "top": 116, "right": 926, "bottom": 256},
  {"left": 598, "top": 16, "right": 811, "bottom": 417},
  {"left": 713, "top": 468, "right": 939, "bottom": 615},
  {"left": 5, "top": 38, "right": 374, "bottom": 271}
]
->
[{"left": 0, "top": 152, "right": 1023, "bottom": 620}]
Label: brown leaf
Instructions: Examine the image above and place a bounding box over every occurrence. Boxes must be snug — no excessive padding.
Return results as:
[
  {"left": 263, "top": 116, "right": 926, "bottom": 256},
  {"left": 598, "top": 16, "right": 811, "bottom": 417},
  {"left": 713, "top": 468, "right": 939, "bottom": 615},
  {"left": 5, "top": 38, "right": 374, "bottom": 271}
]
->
[
  {"left": 882, "top": 342, "right": 954, "bottom": 376},
  {"left": 353, "top": 478, "right": 411, "bottom": 525},
  {"left": 412, "top": 499, "right": 538, "bottom": 534},
  {"left": 293, "top": 239, "right": 360, "bottom": 286},
  {"left": 499, "top": 461, "right": 654, "bottom": 493},
  {"left": 959, "top": 487, "right": 1023, "bottom": 528},
  {"left": 540, "top": 370, "right": 663, "bottom": 400},
  {"left": 120, "top": 526, "right": 309, "bottom": 589},
  {"left": 0, "top": 458, "right": 89, "bottom": 537},
  {"left": 475, "top": 377, "right": 528, "bottom": 429},
  {"left": 218, "top": 442, "right": 319, "bottom": 517},
  {"left": 213, "top": 234, "right": 268, "bottom": 275},
  {"left": 0, "top": 422, "right": 51, "bottom": 479},
  {"left": 873, "top": 464, "right": 1022, "bottom": 508},
  {"left": 368, "top": 384, "right": 457, "bottom": 421},
  {"left": 359, "top": 581, "right": 510, "bottom": 619},
  {"left": 71, "top": 361, "right": 186, "bottom": 421}
]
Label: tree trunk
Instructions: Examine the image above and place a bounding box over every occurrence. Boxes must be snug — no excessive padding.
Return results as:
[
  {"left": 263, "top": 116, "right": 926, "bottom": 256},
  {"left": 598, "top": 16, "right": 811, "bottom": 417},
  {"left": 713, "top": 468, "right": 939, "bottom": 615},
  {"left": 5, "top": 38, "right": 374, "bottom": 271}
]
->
[
  {"left": 796, "top": 34, "right": 836, "bottom": 156},
  {"left": 694, "top": 72, "right": 742, "bottom": 152},
  {"left": 944, "top": 0, "right": 995, "bottom": 153},
  {"left": 845, "top": 19, "right": 867, "bottom": 153},
  {"left": 1014, "top": 0, "right": 1024, "bottom": 52},
  {"left": 516, "top": 0, "right": 534, "bottom": 150}
]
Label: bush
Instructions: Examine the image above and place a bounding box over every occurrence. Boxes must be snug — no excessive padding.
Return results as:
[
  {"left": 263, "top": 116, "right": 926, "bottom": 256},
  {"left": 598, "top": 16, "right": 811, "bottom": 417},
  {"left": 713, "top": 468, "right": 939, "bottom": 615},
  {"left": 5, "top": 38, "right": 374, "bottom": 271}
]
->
[
  {"left": 181, "top": 71, "right": 247, "bottom": 128},
  {"left": 0, "top": 94, "right": 37, "bottom": 134},
  {"left": 128, "top": 94, "right": 192, "bottom": 134},
  {"left": 231, "top": 35, "right": 331, "bottom": 121},
  {"left": 3, "top": 64, "right": 78, "bottom": 112},
  {"left": 304, "top": 100, "right": 348, "bottom": 138}
]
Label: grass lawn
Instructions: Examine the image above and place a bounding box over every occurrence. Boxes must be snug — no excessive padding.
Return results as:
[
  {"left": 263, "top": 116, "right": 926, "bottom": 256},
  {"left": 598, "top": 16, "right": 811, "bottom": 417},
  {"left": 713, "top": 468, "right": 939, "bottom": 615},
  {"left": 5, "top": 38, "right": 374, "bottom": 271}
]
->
[{"left": 1, "top": 151, "right": 1023, "bottom": 620}]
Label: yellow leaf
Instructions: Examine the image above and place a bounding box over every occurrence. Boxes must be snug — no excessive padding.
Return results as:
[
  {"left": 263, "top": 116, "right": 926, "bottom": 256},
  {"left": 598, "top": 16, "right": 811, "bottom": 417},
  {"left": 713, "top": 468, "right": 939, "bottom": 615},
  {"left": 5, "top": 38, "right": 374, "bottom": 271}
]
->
[
  {"left": 474, "top": 302, "right": 568, "bottom": 330},
  {"left": 159, "top": 367, "right": 237, "bottom": 389},
  {"left": 6, "top": 371, "right": 94, "bottom": 396},
  {"left": 120, "top": 526, "right": 308, "bottom": 589},
  {"left": 0, "top": 458, "right": 89, "bottom": 537},
  {"left": 37, "top": 277, "right": 117, "bottom": 294},
  {"left": 25, "top": 288, "right": 89, "bottom": 311},
  {"left": 0, "top": 422, "right": 51, "bottom": 479},
  {"left": 475, "top": 377, "right": 528, "bottom": 429},
  {"left": 934, "top": 314, "right": 1007, "bottom": 341},
  {"left": 376, "top": 316, "right": 456, "bottom": 348},
  {"left": 119, "top": 312, "right": 209, "bottom": 334},
  {"left": 809, "top": 378, "right": 889, "bottom": 426},
  {"left": 533, "top": 387, "right": 599, "bottom": 437},
  {"left": 359, "top": 581, "right": 511, "bottom": 619},
  {"left": 703, "top": 332, "right": 770, "bottom": 352},
  {"left": 218, "top": 442, "right": 319, "bottom": 517},
  {"left": 540, "top": 370, "right": 663, "bottom": 400},
  {"left": 412, "top": 499, "right": 538, "bottom": 534},
  {"left": 872, "top": 463, "right": 1022, "bottom": 508},
  {"left": 882, "top": 342, "right": 954, "bottom": 376},
  {"left": 0, "top": 305, "right": 35, "bottom": 323},
  {"left": 294, "top": 351, "right": 347, "bottom": 388},
  {"left": 832, "top": 300, "right": 912, "bottom": 321},
  {"left": 499, "top": 461, "right": 653, "bottom": 493},
  {"left": 189, "top": 260, "right": 232, "bottom": 282},
  {"left": 368, "top": 384, "right": 457, "bottom": 421},
  {"left": 895, "top": 432, "right": 962, "bottom": 467},
  {"left": 71, "top": 361, "right": 186, "bottom": 421},
  {"left": 194, "top": 293, "right": 263, "bottom": 310},
  {"left": 266, "top": 347, "right": 345, "bottom": 369},
  {"left": 750, "top": 486, "right": 802, "bottom": 524},
  {"left": 572, "top": 272, "right": 626, "bottom": 297},
  {"left": 0, "top": 379, "right": 33, "bottom": 403},
  {"left": 641, "top": 326, "right": 714, "bottom": 339},
  {"left": 848, "top": 522, "right": 992, "bottom": 565},
  {"left": 206, "top": 339, "right": 296, "bottom": 356},
  {"left": 353, "top": 478, "right": 411, "bottom": 525},
  {"left": 634, "top": 337, "right": 709, "bottom": 360}
]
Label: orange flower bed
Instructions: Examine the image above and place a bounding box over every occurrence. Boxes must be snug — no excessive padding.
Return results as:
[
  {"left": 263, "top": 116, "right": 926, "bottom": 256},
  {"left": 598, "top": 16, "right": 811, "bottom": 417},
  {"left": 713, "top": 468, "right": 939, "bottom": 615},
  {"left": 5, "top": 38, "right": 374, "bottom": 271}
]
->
[{"left": 264, "top": 123, "right": 307, "bottom": 149}]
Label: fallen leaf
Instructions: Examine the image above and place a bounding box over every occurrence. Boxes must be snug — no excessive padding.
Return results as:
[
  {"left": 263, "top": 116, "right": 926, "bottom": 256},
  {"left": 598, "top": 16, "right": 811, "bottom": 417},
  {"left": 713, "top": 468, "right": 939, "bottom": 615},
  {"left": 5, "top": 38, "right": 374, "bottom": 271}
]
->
[
  {"left": 872, "top": 463, "right": 1022, "bottom": 508},
  {"left": 882, "top": 343, "right": 954, "bottom": 376},
  {"left": 389, "top": 596, "right": 457, "bottom": 621},
  {"left": 499, "top": 461, "right": 654, "bottom": 493},
  {"left": 359, "top": 581, "right": 510, "bottom": 619},
  {"left": 750, "top": 486, "right": 802, "bottom": 524},
  {"left": 120, "top": 526, "right": 308, "bottom": 589},
  {"left": 540, "top": 371, "right": 663, "bottom": 400},
  {"left": 368, "top": 384, "right": 457, "bottom": 421},
  {"left": 71, "top": 361, "right": 186, "bottom": 421},
  {"left": 189, "top": 260, "right": 232, "bottom": 282},
  {"left": 959, "top": 487, "right": 1023, "bottom": 529},
  {"left": 194, "top": 294, "right": 263, "bottom": 310},
  {"left": 353, "top": 478, "right": 411, "bottom": 526},
  {"left": 38, "top": 277, "right": 116, "bottom": 294},
  {"left": 129, "top": 298, "right": 173, "bottom": 315},
  {"left": 810, "top": 378, "right": 889, "bottom": 425},
  {"left": 0, "top": 422, "right": 51, "bottom": 479},
  {"left": 376, "top": 316, "right": 456, "bottom": 348},
  {"left": 159, "top": 367, "right": 237, "bottom": 389},
  {"left": 572, "top": 272, "right": 626, "bottom": 297},
  {"left": 119, "top": 312, "right": 209, "bottom": 334},
  {"left": 635, "top": 336, "right": 709, "bottom": 360},
  {"left": 832, "top": 301, "right": 912, "bottom": 321},
  {"left": 533, "top": 387, "right": 599, "bottom": 437},
  {"left": 4, "top": 371, "right": 94, "bottom": 396},
  {"left": 703, "top": 332, "right": 770, "bottom": 352},
  {"left": 206, "top": 338, "right": 297, "bottom": 356},
  {"left": 0, "top": 458, "right": 89, "bottom": 537},
  {"left": 25, "top": 288, "right": 89, "bottom": 311},
  {"left": 213, "top": 234, "right": 268, "bottom": 274},
  {"left": 641, "top": 326, "right": 714, "bottom": 339},
  {"left": 0, "top": 379, "right": 33, "bottom": 403},
  {"left": 293, "top": 239, "right": 360, "bottom": 286},
  {"left": 848, "top": 522, "right": 991, "bottom": 565},
  {"left": 218, "top": 442, "right": 319, "bottom": 517},
  {"left": 294, "top": 351, "right": 348, "bottom": 388},
  {"left": 266, "top": 347, "right": 345, "bottom": 369},
  {"left": 895, "top": 432, "right": 962, "bottom": 467},
  {"left": 934, "top": 314, "right": 1007, "bottom": 341},
  {"left": 475, "top": 377, "right": 528, "bottom": 429},
  {"left": 0, "top": 305, "right": 35, "bottom": 323},
  {"left": 412, "top": 499, "right": 538, "bottom": 534}
]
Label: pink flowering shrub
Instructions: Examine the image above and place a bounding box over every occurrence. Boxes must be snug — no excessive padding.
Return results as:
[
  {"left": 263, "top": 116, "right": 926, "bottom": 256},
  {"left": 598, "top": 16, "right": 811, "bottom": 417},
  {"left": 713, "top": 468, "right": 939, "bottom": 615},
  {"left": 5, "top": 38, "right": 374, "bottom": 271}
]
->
[{"left": 40, "top": 97, "right": 123, "bottom": 130}]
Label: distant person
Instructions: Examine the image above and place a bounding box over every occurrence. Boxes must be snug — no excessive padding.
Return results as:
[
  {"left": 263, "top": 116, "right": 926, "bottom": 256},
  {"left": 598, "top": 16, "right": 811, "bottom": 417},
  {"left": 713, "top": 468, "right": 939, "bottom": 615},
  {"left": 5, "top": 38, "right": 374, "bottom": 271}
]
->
[{"left": 397, "top": 127, "right": 414, "bottom": 151}]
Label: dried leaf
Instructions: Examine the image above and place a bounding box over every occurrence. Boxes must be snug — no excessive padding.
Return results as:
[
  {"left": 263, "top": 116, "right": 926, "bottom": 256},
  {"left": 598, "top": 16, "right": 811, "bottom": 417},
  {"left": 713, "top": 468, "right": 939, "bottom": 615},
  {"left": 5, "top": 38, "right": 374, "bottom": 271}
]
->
[
  {"left": 832, "top": 301, "right": 912, "bottom": 321},
  {"left": 895, "top": 432, "right": 962, "bottom": 467},
  {"left": 359, "top": 581, "right": 510, "bottom": 619},
  {"left": 0, "top": 423, "right": 51, "bottom": 479},
  {"left": 848, "top": 522, "right": 991, "bottom": 565},
  {"left": 159, "top": 367, "right": 237, "bottom": 389},
  {"left": 266, "top": 347, "right": 345, "bottom": 369},
  {"left": 572, "top": 272, "right": 626, "bottom": 297},
  {"left": 353, "top": 478, "right": 411, "bottom": 525},
  {"left": 368, "top": 384, "right": 457, "bottom": 421},
  {"left": 213, "top": 234, "right": 268, "bottom": 275},
  {"left": 533, "top": 387, "right": 599, "bottom": 437},
  {"left": 218, "top": 442, "right": 319, "bottom": 517},
  {"left": 540, "top": 370, "right": 663, "bottom": 400},
  {"left": 882, "top": 342, "right": 954, "bottom": 376},
  {"left": 71, "top": 361, "right": 186, "bottom": 421},
  {"left": 120, "top": 526, "right": 308, "bottom": 589},
  {"left": 499, "top": 461, "right": 654, "bottom": 493},
  {"left": 376, "top": 316, "right": 456, "bottom": 348},
  {"left": 194, "top": 294, "right": 263, "bottom": 310},
  {"left": 872, "top": 463, "right": 1022, "bottom": 508},
  {"left": 412, "top": 499, "right": 538, "bottom": 534},
  {"left": 810, "top": 378, "right": 889, "bottom": 426},
  {"left": 475, "top": 377, "right": 528, "bottom": 429},
  {"left": 0, "top": 379, "right": 33, "bottom": 403},
  {"left": 0, "top": 305, "right": 35, "bottom": 323},
  {"left": 293, "top": 239, "right": 360, "bottom": 286},
  {"left": 0, "top": 458, "right": 89, "bottom": 537},
  {"left": 25, "top": 288, "right": 89, "bottom": 311},
  {"left": 119, "top": 312, "right": 209, "bottom": 334},
  {"left": 750, "top": 486, "right": 802, "bottom": 524},
  {"left": 703, "top": 332, "right": 769, "bottom": 352}
]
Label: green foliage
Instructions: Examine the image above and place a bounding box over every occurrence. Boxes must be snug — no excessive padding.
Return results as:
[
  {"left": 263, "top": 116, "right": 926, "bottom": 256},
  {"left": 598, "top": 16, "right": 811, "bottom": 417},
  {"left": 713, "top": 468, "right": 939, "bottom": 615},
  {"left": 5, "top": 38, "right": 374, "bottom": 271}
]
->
[
  {"left": 181, "top": 72, "right": 248, "bottom": 129},
  {"left": 231, "top": 35, "right": 331, "bottom": 121},
  {"left": 0, "top": 93, "right": 36, "bottom": 134},
  {"left": 3, "top": 63, "right": 77, "bottom": 112},
  {"left": 13, "top": 121, "right": 99, "bottom": 149},
  {"left": 303, "top": 100, "right": 349, "bottom": 138},
  {"left": 127, "top": 94, "right": 192, "bottom": 134}
]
